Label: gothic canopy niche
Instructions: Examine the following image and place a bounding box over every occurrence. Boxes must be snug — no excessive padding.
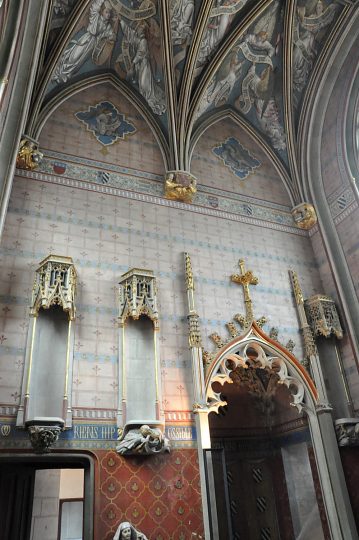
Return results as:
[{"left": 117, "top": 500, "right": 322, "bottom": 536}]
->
[
  {"left": 116, "top": 268, "right": 168, "bottom": 456},
  {"left": 27, "top": 0, "right": 348, "bottom": 180}
]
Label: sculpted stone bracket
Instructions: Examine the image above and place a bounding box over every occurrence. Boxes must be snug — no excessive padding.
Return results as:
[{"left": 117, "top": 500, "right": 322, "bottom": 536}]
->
[
  {"left": 25, "top": 419, "right": 64, "bottom": 453},
  {"left": 164, "top": 171, "right": 197, "bottom": 203},
  {"left": 335, "top": 418, "right": 359, "bottom": 447},
  {"left": 16, "top": 135, "right": 43, "bottom": 171},
  {"left": 116, "top": 424, "right": 170, "bottom": 456}
]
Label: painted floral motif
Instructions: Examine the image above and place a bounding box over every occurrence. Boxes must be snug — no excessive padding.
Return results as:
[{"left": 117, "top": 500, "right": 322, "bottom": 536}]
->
[
  {"left": 75, "top": 101, "right": 136, "bottom": 145},
  {"left": 213, "top": 137, "right": 261, "bottom": 179}
]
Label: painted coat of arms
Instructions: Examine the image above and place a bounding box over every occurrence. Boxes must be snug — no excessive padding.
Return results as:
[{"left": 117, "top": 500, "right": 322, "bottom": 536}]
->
[
  {"left": 75, "top": 101, "right": 136, "bottom": 145},
  {"left": 212, "top": 137, "right": 261, "bottom": 179}
]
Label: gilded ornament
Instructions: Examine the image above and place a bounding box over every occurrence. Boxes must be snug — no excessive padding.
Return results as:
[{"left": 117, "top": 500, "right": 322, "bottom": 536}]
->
[
  {"left": 164, "top": 171, "right": 197, "bottom": 203},
  {"left": 231, "top": 260, "right": 266, "bottom": 328},
  {"left": 188, "top": 313, "right": 202, "bottom": 347},
  {"left": 226, "top": 322, "right": 238, "bottom": 338},
  {"left": 291, "top": 202, "right": 317, "bottom": 230},
  {"left": 184, "top": 252, "right": 194, "bottom": 290},
  {"left": 289, "top": 270, "right": 304, "bottom": 305},
  {"left": 16, "top": 136, "right": 43, "bottom": 171},
  {"left": 210, "top": 332, "right": 224, "bottom": 348}
]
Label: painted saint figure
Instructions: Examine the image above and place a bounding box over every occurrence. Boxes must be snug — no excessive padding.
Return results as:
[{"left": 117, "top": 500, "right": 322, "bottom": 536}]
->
[
  {"left": 171, "top": 0, "right": 194, "bottom": 44},
  {"left": 52, "top": 0, "right": 117, "bottom": 84},
  {"left": 113, "top": 521, "right": 148, "bottom": 540},
  {"left": 293, "top": 0, "right": 338, "bottom": 108},
  {"left": 119, "top": 16, "right": 166, "bottom": 115}
]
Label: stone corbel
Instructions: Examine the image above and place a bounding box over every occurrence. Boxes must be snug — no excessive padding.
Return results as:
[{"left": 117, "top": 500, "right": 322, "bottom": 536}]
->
[
  {"left": 164, "top": 170, "right": 197, "bottom": 203},
  {"left": 116, "top": 424, "right": 170, "bottom": 456},
  {"left": 16, "top": 135, "right": 43, "bottom": 171},
  {"left": 25, "top": 418, "right": 64, "bottom": 453},
  {"left": 291, "top": 202, "right": 317, "bottom": 230},
  {"left": 335, "top": 418, "right": 359, "bottom": 446}
]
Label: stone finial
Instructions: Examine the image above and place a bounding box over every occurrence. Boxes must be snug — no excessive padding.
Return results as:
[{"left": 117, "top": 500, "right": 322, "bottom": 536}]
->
[
  {"left": 164, "top": 171, "right": 197, "bottom": 203},
  {"left": 16, "top": 136, "right": 43, "bottom": 170},
  {"left": 291, "top": 202, "right": 317, "bottom": 230}
]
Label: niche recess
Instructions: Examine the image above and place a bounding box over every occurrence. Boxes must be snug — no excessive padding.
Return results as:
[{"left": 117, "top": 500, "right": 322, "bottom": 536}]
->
[
  {"left": 17, "top": 256, "right": 77, "bottom": 450},
  {"left": 117, "top": 269, "right": 164, "bottom": 433}
]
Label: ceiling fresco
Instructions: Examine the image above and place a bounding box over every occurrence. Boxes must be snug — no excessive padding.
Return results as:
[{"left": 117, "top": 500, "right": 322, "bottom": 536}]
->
[
  {"left": 292, "top": 0, "right": 342, "bottom": 120},
  {"left": 31, "top": 0, "right": 350, "bottom": 182},
  {"left": 195, "top": 1, "right": 286, "bottom": 156}
]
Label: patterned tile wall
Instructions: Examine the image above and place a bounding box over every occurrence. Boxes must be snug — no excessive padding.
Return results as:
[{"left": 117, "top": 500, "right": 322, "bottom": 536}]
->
[
  {"left": 95, "top": 449, "right": 203, "bottom": 540},
  {"left": 0, "top": 174, "right": 324, "bottom": 419}
]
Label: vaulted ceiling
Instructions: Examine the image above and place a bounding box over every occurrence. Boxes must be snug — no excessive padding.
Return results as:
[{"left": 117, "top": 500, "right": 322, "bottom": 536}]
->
[{"left": 27, "top": 0, "right": 357, "bottom": 204}]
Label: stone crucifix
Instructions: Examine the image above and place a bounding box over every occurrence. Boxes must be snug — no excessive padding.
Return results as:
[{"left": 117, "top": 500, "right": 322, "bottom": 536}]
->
[{"left": 231, "top": 259, "right": 266, "bottom": 329}]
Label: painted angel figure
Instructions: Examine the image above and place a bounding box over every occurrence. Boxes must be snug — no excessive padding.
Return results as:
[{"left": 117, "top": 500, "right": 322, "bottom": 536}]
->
[
  {"left": 119, "top": 16, "right": 166, "bottom": 115},
  {"left": 113, "top": 521, "right": 148, "bottom": 540},
  {"left": 171, "top": 0, "right": 194, "bottom": 45},
  {"left": 293, "top": 0, "right": 338, "bottom": 108},
  {"left": 52, "top": 0, "right": 117, "bottom": 84}
]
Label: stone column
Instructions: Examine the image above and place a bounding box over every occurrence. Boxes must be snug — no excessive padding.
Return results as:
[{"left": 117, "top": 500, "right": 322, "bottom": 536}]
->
[
  {"left": 307, "top": 407, "right": 358, "bottom": 540},
  {"left": 184, "top": 253, "right": 216, "bottom": 539},
  {"left": 0, "top": 1, "right": 48, "bottom": 237}
]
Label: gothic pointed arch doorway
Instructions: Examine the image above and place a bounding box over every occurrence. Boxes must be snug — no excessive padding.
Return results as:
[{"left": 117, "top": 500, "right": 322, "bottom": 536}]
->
[{"left": 200, "top": 323, "right": 355, "bottom": 540}]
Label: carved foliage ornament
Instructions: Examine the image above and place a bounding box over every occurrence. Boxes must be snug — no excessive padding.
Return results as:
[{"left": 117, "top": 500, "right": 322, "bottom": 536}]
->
[
  {"left": 31, "top": 255, "right": 77, "bottom": 320},
  {"left": 207, "top": 340, "right": 305, "bottom": 414},
  {"left": 335, "top": 419, "right": 359, "bottom": 447},
  {"left": 119, "top": 269, "right": 158, "bottom": 325},
  {"left": 27, "top": 424, "right": 63, "bottom": 453}
]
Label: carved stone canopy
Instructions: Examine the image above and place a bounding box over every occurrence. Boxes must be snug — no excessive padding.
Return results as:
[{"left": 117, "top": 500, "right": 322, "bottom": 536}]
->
[
  {"left": 304, "top": 294, "right": 343, "bottom": 339},
  {"left": 31, "top": 255, "right": 77, "bottom": 320},
  {"left": 118, "top": 268, "right": 158, "bottom": 325}
]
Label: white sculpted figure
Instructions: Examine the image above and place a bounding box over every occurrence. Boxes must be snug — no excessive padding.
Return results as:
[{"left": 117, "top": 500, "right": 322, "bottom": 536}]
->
[
  {"left": 116, "top": 425, "right": 170, "bottom": 455},
  {"left": 113, "top": 521, "right": 148, "bottom": 540},
  {"left": 52, "top": 0, "right": 116, "bottom": 84}
]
